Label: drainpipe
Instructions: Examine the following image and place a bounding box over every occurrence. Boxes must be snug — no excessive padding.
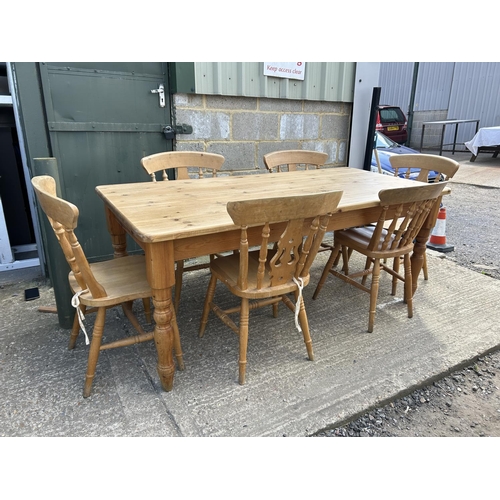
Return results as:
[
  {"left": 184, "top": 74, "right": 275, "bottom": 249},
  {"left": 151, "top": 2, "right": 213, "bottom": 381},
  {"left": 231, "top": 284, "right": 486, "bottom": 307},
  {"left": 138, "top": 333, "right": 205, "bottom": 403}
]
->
[{"left": 406, "top": 62, "right": 419, "bottom": 147}]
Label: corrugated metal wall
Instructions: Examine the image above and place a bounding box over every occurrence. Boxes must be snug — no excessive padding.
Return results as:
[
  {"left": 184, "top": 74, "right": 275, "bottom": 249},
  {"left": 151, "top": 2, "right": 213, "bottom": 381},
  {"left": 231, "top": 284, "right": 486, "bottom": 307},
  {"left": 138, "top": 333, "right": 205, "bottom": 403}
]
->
[
  {"left": 413, "top": 63, "right": 455, "bottom": 112},
  {"left": 379, "top": 62, "right": 455, "bottom": 112},
  {"left": 379, "top": 62, "right": 500, "bottom": 145},
  {"left": 378, "top": 62, "right": 413, "bottom": 109},
  {"left": 449, "top": 63, "right": 500, "bottom": 127},
  {"left": 194, "top": 62, "right": 356, "bottom": 102}
]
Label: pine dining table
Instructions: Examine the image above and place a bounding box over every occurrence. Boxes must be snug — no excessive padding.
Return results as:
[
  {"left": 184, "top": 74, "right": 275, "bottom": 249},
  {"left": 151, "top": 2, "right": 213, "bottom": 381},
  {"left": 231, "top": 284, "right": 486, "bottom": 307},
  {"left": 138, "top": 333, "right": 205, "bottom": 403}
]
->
[{"left": 95, "top": 167, "right": 449, "bottom": 393}]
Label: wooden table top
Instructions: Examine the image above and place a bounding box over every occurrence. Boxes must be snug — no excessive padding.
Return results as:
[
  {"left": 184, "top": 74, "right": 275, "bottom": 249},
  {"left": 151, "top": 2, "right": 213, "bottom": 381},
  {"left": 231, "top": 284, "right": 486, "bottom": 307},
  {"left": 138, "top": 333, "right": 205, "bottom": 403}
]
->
[{"left": 96, "top": 168, "right": 430, "bottom": 244}]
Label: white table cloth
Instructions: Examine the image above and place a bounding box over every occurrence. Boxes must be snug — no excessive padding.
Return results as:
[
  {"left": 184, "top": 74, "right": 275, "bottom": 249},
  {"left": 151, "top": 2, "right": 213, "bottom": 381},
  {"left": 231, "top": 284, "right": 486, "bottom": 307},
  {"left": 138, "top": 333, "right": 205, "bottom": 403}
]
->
[{"left": 465, "top": 126, "right": 500, "bottom": 156}]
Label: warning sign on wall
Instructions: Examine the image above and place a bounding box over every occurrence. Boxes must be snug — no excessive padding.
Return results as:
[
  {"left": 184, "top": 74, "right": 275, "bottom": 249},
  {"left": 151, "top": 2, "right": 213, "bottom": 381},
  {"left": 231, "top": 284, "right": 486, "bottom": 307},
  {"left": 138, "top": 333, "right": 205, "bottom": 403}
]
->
[{"left": 263, "top": 62, "right": 305, "bottom": 81}]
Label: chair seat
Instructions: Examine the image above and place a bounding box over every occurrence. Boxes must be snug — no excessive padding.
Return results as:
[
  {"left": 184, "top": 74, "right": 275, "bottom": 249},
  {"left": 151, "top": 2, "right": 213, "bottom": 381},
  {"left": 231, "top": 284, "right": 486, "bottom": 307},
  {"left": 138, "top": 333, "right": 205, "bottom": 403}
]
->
[
  {"left": 68, "top": 255, "right": 151, "bottom": 308},
  {"left": 210, "top": 250, "right": 310, "bottom": 299},
  {"left": 335, "top": 226, "right": 414, "bottom": 259}
]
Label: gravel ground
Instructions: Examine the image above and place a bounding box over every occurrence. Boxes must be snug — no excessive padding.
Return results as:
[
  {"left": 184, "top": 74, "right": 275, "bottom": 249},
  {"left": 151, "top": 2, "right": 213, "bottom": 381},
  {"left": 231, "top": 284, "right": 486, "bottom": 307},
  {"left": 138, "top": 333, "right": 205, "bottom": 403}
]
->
[{"left": 313, "top": 181, "right": 500, "bottom": 437}]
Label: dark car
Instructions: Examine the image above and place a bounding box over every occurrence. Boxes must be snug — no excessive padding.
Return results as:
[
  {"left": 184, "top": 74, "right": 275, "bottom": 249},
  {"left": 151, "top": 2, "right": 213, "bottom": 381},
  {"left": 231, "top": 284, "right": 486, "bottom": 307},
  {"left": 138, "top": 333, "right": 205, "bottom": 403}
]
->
[
  {"left": 376, "top": 105, "right": 408, "bottom": 144},
  {"left": 371, "top": 132, "right": 442, "bottom": 181}
]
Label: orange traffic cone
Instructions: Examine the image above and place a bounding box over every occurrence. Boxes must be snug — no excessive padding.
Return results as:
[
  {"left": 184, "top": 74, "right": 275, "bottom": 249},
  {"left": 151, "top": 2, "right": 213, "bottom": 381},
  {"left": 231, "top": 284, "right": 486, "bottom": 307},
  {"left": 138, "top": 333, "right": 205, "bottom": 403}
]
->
[{"left": 427, "top": 206, "right": 454, "bottom": 252}]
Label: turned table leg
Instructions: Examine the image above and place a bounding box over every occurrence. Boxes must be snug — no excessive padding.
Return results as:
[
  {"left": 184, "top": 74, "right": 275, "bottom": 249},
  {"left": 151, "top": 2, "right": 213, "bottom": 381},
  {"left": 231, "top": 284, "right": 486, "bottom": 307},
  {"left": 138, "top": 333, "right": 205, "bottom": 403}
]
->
[
  {"left": 411, "top": 199, "right": 440, "bottom": 297},
  {"left": 411, "top": 226, "right": 430, "bottom": 297},
  {"left": 105, "top": 206, "right": 128, "bottom": 258},
  {"left": 145, "top": 241, "right": 176, "bottom": 392}
]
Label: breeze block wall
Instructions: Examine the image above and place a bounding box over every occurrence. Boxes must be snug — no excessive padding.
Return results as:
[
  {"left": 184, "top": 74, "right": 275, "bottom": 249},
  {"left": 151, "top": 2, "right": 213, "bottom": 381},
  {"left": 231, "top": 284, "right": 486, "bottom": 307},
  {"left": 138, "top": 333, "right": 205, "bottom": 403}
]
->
[
  {"left": 173, "top": 93, "right": 352, "bottom": 175},
  {"left": 410, "top": 110, "right": 449, "bottom": 150}
]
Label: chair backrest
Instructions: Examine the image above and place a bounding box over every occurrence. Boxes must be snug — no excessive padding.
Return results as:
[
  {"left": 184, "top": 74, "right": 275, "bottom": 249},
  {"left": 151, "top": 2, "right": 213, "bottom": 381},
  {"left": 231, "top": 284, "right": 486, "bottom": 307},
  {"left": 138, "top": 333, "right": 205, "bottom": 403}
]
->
[
  {"left": 368, "top": 182, "right": 448, "bottom": 254},
  {"left": 226, "top": 191, "right": 343, "bottom": 290},
  {"left": 140, "top": 151, "right": 225, "bottom": 182},
  {"left": 263, "top": 150, "right": 328, "bottom": 173},
  {"left": 389, "top": 154, "right": 459, "bottom": 183},
  {"left": 31, "top": 175, "right": 107, "bottom": 299}
]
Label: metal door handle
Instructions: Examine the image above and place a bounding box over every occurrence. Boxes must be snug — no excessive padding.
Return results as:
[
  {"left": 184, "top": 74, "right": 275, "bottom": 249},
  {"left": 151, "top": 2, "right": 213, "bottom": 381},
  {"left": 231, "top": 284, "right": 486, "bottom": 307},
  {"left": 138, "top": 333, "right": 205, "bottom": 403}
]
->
[{"left": 151, "top": 84, "right": 165, "bottom": 108}]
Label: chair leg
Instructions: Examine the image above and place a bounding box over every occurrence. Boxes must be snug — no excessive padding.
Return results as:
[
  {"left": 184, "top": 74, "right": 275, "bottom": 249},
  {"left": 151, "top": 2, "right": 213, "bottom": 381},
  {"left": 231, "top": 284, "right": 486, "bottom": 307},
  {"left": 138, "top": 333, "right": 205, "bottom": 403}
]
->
[
  {"left": 333, "top": 244, "right": 352, "bottom": 269},
  {"left": 333, "top": 248, "right": 341, "bottom": 266},
  {"left": 295, "top": 290, "right": 314, "bottom": 361},
  {"left": 121, "top": 301, "right": 147, "bottom": 334},
  {"left": 313, "top": 241, "right": 341, "bottom": 300},
  {"left": 403, "top": 254, "right": 414, "bottom": 318},
  {"left": 69, "top": 304, "right": 86, "bottom": 350},
  {"left": 174, "top": 260, "right": 184, "bottom": 313},
  {"left": 368, "top": 259, "right": 381, "bottom": 333},
  {"left": 341, "top": 245, "right": 352, "bottom": 274},
  {"left": 142, "top": 298, "right": 152, "bottom": 323},
  {"left": 361, "top": 257, "right": 372, "bottom": 286},
  {"left": 422, "top": 252, "right": 428, "bottom": 281},
  {"left": 238, "top": 297, "right": 250, "bottom": 385},
  {"left": 392, "top": 256, "right": 401, "bottom": 296},
  {"left": 272, "top": 302, "right": 279, "bottom": 318},
  {"left": 199, "top": 274, "right": 217, "bottom": 337},
  {"left": 83, "top": 307, "right": 106, "bottom": 398},
  {"left": 393, "top": 252, "right": 427, "bottom": 293}
]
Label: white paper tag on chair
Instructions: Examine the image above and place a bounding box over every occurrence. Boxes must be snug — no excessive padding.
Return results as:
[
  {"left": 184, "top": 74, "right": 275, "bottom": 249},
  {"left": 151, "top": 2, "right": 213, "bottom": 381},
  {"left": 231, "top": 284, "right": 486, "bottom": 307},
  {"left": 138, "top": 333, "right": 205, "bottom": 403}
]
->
[
  {"left": 292, "top": 277, "right": 304, "bottom": 333},
  {"left": 71, "top": 289, "right": 90, "bottom": 345}
]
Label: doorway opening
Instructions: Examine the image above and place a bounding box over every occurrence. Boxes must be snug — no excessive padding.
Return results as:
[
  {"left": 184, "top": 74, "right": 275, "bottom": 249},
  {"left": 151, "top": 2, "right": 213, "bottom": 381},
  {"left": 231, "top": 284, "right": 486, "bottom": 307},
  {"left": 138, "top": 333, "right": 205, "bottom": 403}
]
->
[{"left": 0, "top": 62, "right": 39, "bottom": 272}]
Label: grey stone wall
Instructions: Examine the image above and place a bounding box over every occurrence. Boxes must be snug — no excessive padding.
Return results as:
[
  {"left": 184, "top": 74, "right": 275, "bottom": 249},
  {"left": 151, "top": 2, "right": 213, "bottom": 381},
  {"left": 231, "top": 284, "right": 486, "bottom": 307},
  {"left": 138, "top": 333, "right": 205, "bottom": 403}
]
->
[
  {"left": 409, "top": 110, "right": 448, "bottom": 150},
  {"left": 172, "top": 94, "right": 352, "bottom": 175}
]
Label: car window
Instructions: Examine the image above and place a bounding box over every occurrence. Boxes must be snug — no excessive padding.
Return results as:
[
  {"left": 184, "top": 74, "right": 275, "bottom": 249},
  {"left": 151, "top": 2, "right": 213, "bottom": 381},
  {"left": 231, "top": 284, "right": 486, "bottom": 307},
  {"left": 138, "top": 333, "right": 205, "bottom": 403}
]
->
[
  {"left": 379, "top": 107, "right": 405, "bottom": 124},
  {"left": 375, "top": 132, "right": 398, "bottom": 148}
]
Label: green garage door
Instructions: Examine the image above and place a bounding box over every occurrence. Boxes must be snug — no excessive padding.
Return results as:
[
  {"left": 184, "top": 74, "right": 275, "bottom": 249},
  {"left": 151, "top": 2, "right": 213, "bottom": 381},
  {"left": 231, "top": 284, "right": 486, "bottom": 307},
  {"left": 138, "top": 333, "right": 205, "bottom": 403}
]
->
[
  {"left": 39, "top": 62, "right": 173, "bottom": 260},
  {"left": 37, "top": 62, "right": 173, "bottom": 326}
]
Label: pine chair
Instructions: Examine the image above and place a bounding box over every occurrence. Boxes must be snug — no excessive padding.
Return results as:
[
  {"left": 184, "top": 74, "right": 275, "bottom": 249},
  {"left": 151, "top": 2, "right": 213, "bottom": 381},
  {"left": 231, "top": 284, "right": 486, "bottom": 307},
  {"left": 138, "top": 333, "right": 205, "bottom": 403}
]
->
[
  {"left": 388, "top": 154, "right": 459, "bottom": 291},
  {"left": 312, "top": 182, "right": 447, "bottom": 333},
  {"left": 263, "top": 149, "right": 328, "bottom": 173},
  {"left": 31, "top": 175, "right": 184, "bottom": 398},
  {"left": 198, "top": 190, "right": 343, "bottom": 385},
  {"left": 263, "top": 149, "right": 333, "bottom": 253},
  {"left": 389, "top": 153, "right": 459, "bottom": 184},
  {"left": 141, "top": 151, "right": 225, "bottom": 312}
]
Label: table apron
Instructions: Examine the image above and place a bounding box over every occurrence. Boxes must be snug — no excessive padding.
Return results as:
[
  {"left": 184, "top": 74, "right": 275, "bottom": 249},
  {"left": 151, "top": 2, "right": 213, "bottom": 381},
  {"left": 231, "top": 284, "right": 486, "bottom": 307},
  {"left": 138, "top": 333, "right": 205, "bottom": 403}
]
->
[{"left": 172, "top": 205, "right": 408, "bottom": 261}]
